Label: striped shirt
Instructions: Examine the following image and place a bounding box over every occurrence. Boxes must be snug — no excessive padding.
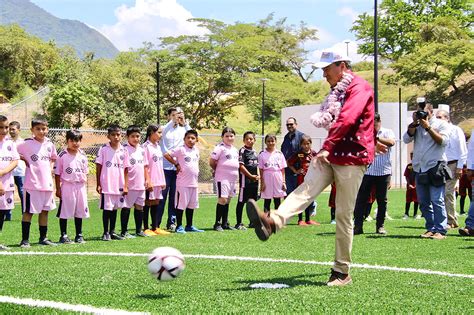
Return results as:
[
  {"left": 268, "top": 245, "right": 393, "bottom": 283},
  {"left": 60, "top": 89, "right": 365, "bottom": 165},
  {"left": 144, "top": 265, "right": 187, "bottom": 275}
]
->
[{"left": 366, "top": 127, "right": 395, "bottom": 176}]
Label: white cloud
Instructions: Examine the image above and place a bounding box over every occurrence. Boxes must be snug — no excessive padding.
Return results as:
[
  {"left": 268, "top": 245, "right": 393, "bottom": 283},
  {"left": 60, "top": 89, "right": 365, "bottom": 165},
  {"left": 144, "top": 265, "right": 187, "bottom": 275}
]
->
[
  {"left": 99, "top": 0, "right": 207, "bottom": 51},
  {"left": 337, "top": 6, "right": 359, "bottom": 23}
]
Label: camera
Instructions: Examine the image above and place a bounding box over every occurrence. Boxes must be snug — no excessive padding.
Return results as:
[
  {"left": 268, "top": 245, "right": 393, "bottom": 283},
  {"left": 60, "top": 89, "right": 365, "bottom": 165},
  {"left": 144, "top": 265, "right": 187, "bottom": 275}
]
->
[{"left": 415, "top": 110, "right": 428, "bottom": 120}]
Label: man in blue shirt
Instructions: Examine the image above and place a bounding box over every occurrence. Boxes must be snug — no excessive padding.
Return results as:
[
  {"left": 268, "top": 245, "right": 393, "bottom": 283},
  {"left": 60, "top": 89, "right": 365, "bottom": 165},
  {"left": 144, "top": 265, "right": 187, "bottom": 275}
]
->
[{"left": 281, "top": 117, "right": 304, "bottom": 196}]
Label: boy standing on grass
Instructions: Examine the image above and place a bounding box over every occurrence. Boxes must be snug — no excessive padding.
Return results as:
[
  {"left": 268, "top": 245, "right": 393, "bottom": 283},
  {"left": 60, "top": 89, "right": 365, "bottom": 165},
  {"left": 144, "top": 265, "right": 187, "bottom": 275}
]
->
[
  {"left": 0, "top": 116, "right": 19, "bottom": 250},
  {"left": 122, "top": 126, "right": 150, "bottom": 238},
  {"left": 164, "top": 130, "right": 203, "bottom": 233},
  {"left": 54, "top": 130, "right": 89, "bottom": 244},
  {"left": 96, "top": 125, "right": 129, "bottom": 241},
  {"left": 17, "top": 118, "right": 58, "bottom": 248}
]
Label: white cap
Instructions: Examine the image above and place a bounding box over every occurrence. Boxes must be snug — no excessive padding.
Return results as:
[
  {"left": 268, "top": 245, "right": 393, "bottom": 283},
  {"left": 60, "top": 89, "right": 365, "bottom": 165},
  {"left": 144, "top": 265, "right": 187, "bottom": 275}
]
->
[
  {"left": 313, "top": 50, "right": 351, "bottom": 69},
  {"left": 438, "top": 104, "right": 450, "bottom": 113},
  {"left": 416, "top": 97, "right": 426, "bottom": 104}
]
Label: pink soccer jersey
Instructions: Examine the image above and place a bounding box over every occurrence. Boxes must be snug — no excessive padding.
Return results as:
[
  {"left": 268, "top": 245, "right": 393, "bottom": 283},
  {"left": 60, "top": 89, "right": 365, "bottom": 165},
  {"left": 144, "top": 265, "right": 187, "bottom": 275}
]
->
[
  {"left": 211, "top": 143, "right": 239, "bottom": 182},
  {"left": 143, "top": 140, "right": 166, "bottom": 187},
  {"left": 168, "top": 145, "right": 199, "bottom": 188},
  {"left": 55, "top": 149, "right": 88, "bottom": 183},
  {"left": 95, "top": 143, "right": 130, "bottom": 195},
  {"left": 258, "top": 150, "right": 287, "bottom": 172},
  {"left": 17, "top": 138, "right": 57, "bottom": 192},
  {"left": 124, "top": 143, "right": 148, "bottom": 191},
  {"left": 0, "top": 139, "right": 20, "bottom": 191}
]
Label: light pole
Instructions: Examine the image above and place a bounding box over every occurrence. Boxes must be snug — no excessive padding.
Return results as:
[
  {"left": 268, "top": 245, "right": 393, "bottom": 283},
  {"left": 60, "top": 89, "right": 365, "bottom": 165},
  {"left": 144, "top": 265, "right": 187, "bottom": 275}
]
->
[
  {"left": 374, "top": 0, "right": 379, "bottom": 112},
  {"left": 344, "top": 40, "right": 350, "bottom": 57},
  {"left": 260, "top": 78, "right": 269, "bottom": 150}
]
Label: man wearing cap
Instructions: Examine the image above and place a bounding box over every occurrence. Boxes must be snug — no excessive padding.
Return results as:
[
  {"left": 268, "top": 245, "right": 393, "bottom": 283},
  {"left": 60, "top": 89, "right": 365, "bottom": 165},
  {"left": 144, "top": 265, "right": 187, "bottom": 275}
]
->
[
  {"left": 435, "top": 109, "right": 467, "bottom": 229},
  {"left": 246, "top": 50, "right": 375, "bottom": 286},
  {"left": 353, "top": 113, "right": 395, "bottom": 235}
]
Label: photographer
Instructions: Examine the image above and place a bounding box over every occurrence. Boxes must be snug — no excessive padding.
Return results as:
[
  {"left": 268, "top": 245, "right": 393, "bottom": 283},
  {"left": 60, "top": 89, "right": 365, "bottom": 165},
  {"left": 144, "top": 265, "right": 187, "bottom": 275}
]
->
[{"left": 403, "top": 98, "right": 451, "bottom": 239}]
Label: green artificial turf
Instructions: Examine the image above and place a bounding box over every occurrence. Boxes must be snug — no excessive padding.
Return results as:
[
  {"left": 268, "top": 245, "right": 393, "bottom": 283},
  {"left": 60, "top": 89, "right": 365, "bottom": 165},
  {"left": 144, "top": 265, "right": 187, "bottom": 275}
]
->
[{"left": 0, "top": 190, "right": 472, "bottom": 314}]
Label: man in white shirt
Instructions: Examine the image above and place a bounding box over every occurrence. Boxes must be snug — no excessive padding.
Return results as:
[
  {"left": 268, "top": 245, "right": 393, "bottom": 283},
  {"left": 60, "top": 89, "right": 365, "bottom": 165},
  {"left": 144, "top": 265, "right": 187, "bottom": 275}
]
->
[{"left": 435, "top": 109, "right": 467, "bottom": 228}]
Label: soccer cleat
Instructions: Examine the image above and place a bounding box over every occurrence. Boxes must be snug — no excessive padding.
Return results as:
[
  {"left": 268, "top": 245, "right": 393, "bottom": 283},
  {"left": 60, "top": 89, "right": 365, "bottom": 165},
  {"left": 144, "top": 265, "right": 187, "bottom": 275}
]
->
[
  {"left": 402, "top": 214, "right": 409, "bottom": 220},
  {"left": 102, "top": 232, "right": 111, "bottom": 241},
  {"left": 353, "top": 226, "right": 364, "bottom": 235},
  {"left": 144, "top": 229, "right": 157, "bottom": 236},
  {"left": 420, "top": 231, "right": 434, "bottom": 238},
  {"left": 414, "top": 215, "right": 422, "bottom": 220},
  {"left": 168, "top": 224, "right": 177, "bottom": 232},
  {"left": 39, "top": 238, "right": 57, "bottom": 246},
  {"left": 330, "top": 220, "right": 336, "bottom": 225},
  {"left": 327, "top": 269, "right": 352, "bottom": 286},
  {"left": 376, "top": 227, "right": 387, "bottom": 235},
  {"left": 74, "top": 235, "right": 86, "bottom": 244},
  {"left": 213, "top": 224, "right": 224, "bottom": 232},
  {"left": 222, "top": 224, "right": 236, "bottom": 230},
  {"left": 306, "top": 220, "right": 321, "bottom": 226},
  {"left": 136, "top": 231, "right": 149, "bottom": 237},
  {"left": 153, "top": 228, "right": 171, "bottom": 235},
  {"left": 20, "top": 240, "right": 30, "bottom": 248},
  {"left": 121, "top": 232, "right": 136, "bottom": 239},
  {"left": 297, "top": 220, "right": 307, "bottom": 226},
  {"left": 175, "top": 226, "right": 186, "bottom": 234},
  {"left": 430, "top": 232, "right": 446, "bottom": 240},
  {"left": 0, "top": 244, "right": 10, "bottom": 250},
  {"left": 234, "top": 223, "right": 247, "bottom": 231},
  {"left": 58, "top": 235, "right": 74, "bottom": 244},
  {"left": 185, "top": 225, "right": 204, "bottom": 232},
  {"left": 246, "top": 199, "right": 275, "bottom": 241},
  {"left": 110, "top": 232, "right": 125, "bottom": 240}
]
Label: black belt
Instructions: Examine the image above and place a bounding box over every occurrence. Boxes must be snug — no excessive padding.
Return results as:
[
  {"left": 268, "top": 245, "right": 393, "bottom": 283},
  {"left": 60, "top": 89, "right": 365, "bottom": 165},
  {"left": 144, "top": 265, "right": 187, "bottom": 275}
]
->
[{"left": 447, "top": 160, "right": 457, "bottom": 165}]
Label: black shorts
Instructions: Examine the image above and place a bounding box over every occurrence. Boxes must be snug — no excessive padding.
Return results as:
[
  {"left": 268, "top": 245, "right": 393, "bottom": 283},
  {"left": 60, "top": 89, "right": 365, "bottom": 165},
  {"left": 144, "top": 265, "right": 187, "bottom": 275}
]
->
[{"left": 238, "top": 184, "right": 259, "bottom": 203}]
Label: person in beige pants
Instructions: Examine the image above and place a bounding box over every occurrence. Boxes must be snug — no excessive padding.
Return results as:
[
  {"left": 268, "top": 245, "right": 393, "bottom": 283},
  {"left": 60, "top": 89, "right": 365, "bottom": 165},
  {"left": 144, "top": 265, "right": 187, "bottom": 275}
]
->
[{"left": 247, "top": 49, "right": 375, "bottom": 287}]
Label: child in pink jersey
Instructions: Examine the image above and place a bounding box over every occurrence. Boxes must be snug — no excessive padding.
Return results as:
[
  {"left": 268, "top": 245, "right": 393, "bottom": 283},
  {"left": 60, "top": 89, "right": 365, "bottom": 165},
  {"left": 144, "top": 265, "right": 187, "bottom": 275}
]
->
[
  {"left": 259, "top": 134, "right": 287, "bottom": 212},
  {"left": 17, "top": 118, "right": 58, "bottom": 248},
  {"left": 54, "top": 130, "right": 89, "bottom": 244},
  {"left": 96, "top": 125, "right": 130, "bottom": 241},
  {"left": 142, "top": 124, "right": 169, "bottom": 236},
  {"left": 164, "top": 129, "right": 203, "bottom": 234},
  {"left": 121, "top": 125, "right": 150, "bottom": 238},
  {"left": 0, "top": 116, "right": 19, "bottom": 250},
  {"left": 210, "top": 127, "right": 240, "bottom": 231}
]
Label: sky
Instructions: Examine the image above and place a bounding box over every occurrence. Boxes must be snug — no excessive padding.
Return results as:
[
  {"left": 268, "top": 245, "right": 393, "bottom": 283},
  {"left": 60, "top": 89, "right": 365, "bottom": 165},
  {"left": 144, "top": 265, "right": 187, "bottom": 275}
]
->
[{"left": 31, "top": 0, "right": 376, "bottom": 65}]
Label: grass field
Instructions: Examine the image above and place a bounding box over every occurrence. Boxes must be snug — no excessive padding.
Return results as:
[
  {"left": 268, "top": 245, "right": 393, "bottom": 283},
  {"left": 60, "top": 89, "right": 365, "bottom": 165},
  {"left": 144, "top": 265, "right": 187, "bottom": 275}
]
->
[{"left": 0, "top": 189, "right": 472, "bottom": 314}]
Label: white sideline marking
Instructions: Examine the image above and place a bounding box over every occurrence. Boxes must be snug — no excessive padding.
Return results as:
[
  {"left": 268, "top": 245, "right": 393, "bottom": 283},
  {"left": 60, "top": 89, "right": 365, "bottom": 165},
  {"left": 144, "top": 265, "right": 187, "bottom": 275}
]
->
[
  {"left": 0, "top": 251, "right": 473, "bottom": 279},
  {"left": 0, "top": 295, "right": 149, "bottom": 315}
]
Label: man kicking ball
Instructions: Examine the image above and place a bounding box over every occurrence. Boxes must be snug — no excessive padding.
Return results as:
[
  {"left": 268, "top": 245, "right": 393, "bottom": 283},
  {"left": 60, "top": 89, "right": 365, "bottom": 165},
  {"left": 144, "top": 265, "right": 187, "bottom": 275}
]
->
[{"left": 247, "top": 49, "right": 375, "bottom": 286}]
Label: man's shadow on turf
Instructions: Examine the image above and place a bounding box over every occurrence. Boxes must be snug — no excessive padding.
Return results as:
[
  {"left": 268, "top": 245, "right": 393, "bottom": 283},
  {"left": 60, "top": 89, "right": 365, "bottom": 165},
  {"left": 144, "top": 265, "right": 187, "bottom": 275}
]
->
[
  {"left": 136, "top": 293, "right": 172, "bottom": 300},
  {"left": 222, "top": 273, "right": 327, "bottom": 291}
]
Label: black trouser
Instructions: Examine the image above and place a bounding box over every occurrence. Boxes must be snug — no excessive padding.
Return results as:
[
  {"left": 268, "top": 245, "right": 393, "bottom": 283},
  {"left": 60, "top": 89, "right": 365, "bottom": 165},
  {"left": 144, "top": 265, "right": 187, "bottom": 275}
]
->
[{"left": 354, "top": 174, "right": 390, "bottom": 229}]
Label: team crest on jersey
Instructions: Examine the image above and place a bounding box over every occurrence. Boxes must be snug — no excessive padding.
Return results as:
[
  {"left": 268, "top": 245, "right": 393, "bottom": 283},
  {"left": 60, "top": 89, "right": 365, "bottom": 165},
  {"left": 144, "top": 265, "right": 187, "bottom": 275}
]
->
[
  {"left": 31, "top": 154, "right": 39, "bottom": 162},
  {"left": 6, "top": 198, "right": 12, "bottom": 204},
  {"left": 7, "top": 145, "right": 11, "bottom": 151},
  {"left": 225, "top": 154, "right": 232, "bottom": 160},
  {"left": 120, "top": 155, "right": 124, "bottom": 160},
  {"left": 10, "top": 183, "right": 14, "bottom": 187},
  {"left": 120, "top": 197, "right": 124, "bottom": 203},
  {"left": 105, "top": 161, "right": 112, "bottom": 168},
  {"left": 66, "top": 167, "right": 73, "bottom": 174},
  {"left": 47, "top": 147, "right": 52, "bottom": 152},
  {"left": 152, "top": 155, "right": 158, "bottom": 162},
  {"left": 184, "top": 156, "right": 191, "bottom": 162},
  {"left": 130, "top": 158, "right": 136, "bottom": 165}
]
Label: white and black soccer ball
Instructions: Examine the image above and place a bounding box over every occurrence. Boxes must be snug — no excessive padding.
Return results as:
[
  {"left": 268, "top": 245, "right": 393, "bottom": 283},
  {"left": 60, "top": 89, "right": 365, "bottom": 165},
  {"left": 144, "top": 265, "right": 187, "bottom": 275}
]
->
[{"left": 148, "top": 247, "right": 185, "bottom": 281}]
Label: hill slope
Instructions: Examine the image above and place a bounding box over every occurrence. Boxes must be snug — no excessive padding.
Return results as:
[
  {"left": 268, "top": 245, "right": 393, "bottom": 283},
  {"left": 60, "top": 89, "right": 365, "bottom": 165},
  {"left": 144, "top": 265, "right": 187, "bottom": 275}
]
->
[{"left": 0, "top": 0, "right": 119, "bottom": 59}]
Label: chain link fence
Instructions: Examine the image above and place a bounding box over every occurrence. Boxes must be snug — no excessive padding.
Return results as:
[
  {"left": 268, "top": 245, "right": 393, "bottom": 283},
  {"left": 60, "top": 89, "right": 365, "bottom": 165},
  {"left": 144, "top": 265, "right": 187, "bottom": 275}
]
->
[{"left": 0, "top": 87, "right": 49, "bottom": 128}]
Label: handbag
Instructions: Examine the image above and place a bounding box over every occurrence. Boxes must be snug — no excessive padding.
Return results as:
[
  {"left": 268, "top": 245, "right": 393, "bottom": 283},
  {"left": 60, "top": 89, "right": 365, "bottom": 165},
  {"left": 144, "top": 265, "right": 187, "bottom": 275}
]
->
[{"left": 428, "top": 161, "right": 451, "bottom": 187}]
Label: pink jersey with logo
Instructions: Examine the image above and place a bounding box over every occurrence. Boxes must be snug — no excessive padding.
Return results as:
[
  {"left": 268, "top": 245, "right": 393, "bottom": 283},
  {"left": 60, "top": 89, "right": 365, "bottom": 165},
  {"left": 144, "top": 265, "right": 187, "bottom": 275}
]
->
[
  {"left": 95, "top": 143, "right": 130, "bottom": 195},
  {"left": 143, "top": 140, "right": 165, "bottom": 187},
  {"left": 211, "top": 143, "right": 239, "bottom": 182},
  {"left": 54, "top": 149, "right": 88, "bottom": 183},
  {"left": 258, "top": 150, "right": 287, "bottom": 172},
  {"left": 124, "top": 143, "right": 148, "bottom": 191},
  {"left": 17, "top": 138, "right": 57, "bottom": 192},
  {"left": 0, "top": 139, "right": 20, "bottom": 191},
  {"left": 168, "top": 145, "right": 199, "bottom": 188}
]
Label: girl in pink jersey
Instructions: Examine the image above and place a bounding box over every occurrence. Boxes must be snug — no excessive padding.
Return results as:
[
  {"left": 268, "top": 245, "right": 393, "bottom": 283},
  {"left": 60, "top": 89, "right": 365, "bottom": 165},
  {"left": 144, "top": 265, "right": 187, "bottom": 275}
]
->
[
  {"left": 142, "top": 124, "right": 169, "bottom": 236},
  {"left": 210, "top": 127, "right": 240, "bottom": 231},
  {"left": 259, "top": 134, "right": 287, "bottom": 212},
  {"left": 0, "top": 116, "right": 19, "bottom": 250}
]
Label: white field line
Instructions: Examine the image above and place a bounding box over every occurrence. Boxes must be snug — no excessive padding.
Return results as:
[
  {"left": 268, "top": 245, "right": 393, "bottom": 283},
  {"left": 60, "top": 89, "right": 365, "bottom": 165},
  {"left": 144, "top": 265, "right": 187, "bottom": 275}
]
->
[
  {"left": 0, "top": 295, "right": 149, "bottom": 315},
  {"left": 1, "top": 251, "right": 473, "bottom": 279}
]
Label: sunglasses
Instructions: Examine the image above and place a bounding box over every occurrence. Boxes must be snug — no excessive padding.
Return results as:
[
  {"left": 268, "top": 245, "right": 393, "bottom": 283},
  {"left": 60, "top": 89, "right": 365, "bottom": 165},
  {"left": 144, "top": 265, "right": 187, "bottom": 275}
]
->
[{"left": 286, "top": 123, "right": 294, "bottom": 127}]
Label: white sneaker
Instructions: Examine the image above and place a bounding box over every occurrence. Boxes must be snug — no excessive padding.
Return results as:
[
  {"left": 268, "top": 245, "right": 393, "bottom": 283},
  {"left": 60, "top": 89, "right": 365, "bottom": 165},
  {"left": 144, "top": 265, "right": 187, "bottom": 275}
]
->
[
  {"left": 365, "top": 216, "right": 373, "bottom": 222},
  {"left": 415, "top": 215, "right": 422, "bottom": 220},
  {"left": 330, "top": 220, "right": 336, "bottom": 225},
  {"left": 402, "top": 214, "right": 409, "bottom": 220}
]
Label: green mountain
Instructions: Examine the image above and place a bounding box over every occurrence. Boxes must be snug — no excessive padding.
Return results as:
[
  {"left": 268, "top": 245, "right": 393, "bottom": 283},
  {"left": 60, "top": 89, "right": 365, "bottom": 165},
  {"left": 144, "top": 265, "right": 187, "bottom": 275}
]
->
[{"left": 0, "top": 0, "right": 119, "bottom": 59}]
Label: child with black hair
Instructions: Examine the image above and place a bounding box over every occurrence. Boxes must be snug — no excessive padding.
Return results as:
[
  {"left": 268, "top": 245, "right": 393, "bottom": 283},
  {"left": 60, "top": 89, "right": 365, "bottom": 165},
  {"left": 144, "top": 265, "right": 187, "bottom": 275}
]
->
[
  {"left": 96, "top": 125, "right": 129, "bottom": 241},
  {"left": 210, "top": 127, "right": 239, "bottom": 231},
  {"left": 287, "top": 134, "right": 319, "bottom": 225},
  {"left": 403, "top": 152, "right": 419, "bottom": 219},
  {"left": 235, "top": 131, "right": 259, "bottom": 230},
  {"left": 54, "top": 130, "right": 89, "bottom": 244},
  {"left": 259, "top": 134, "right": 287, "bottom": 212}
]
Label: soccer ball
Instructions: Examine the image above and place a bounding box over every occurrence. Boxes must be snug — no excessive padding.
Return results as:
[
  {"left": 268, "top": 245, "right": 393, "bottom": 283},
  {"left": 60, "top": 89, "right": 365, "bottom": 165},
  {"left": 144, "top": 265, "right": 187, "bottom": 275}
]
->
[{"left": 148, "top": 247, "right": 185, "bottom": 281}]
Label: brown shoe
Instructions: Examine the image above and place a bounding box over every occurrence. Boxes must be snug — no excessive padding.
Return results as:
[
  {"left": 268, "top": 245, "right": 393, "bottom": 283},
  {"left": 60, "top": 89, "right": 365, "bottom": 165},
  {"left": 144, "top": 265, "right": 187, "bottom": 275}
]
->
[
  {"left": 458, "top": 227, "right": 474, "bottom": 236},
  {"left": 430, "top": 232, "right": 446, "bottom": 240},
  {"left": 420, "top": 231, "right": 434, "bottom": 238},
  {"left": 246, "top": 199, "right": 275, "bottom": 241},
  {"left": 327, "top": 269, "right": 352, "bottom": 287}
]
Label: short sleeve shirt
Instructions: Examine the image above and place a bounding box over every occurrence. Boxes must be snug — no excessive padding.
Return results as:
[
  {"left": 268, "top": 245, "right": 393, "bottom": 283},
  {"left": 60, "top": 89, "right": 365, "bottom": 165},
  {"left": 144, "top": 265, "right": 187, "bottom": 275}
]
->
[
  {"left": 95, "top": 143, "right": 130, "bottom": 195},
  {"left": 55, "top": 149, "right": 88, "bottom": 183},
  {"left": 17, "top": 137, "right": 57, "bottom": 192},
  {"left": 238, "top": 146, "right": 258, "bottom": 185},
  {"left": 143, "top": 140, "right": 166, "bottom": 187},
  {"left": 0, "top": 139, "right": 20, "bottom": 191},
  {"left": 168, "top": 145, "right": 200, "bottom": 188},
  {"left": 124, "top": 143, "right": 148, "bottom": 191},
  {"left": 258, "top": 150, "right": 287, "bottom": 172},
  {"left": 211, "top": 143, "right": 239, "bottom": 182}
]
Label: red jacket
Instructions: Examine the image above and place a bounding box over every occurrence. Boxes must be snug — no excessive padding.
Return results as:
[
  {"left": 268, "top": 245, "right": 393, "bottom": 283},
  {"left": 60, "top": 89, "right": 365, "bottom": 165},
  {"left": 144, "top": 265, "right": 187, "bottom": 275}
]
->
[{"left": 321, "top": 73, "right": 375, "bottom": 165}]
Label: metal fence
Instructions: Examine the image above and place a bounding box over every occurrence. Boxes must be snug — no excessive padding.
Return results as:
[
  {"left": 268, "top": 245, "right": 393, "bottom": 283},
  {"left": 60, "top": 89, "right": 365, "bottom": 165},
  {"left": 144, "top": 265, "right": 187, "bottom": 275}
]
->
[{"left": 0, "top": 87, "right": 49, "bottom": 128}]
